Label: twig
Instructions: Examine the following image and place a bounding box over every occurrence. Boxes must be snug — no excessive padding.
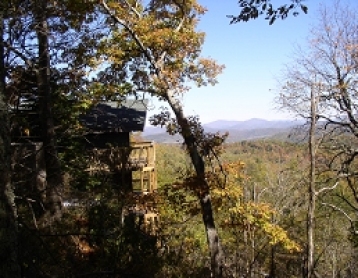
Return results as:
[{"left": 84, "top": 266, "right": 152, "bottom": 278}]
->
[
  {"left": 315, "top": 181, "right": 339, "bottom": 196},
  {"left": 320, "top": 202, "right": 353, "bottom": 223}
]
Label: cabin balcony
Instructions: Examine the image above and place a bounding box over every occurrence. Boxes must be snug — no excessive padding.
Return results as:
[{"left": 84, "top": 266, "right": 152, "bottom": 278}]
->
[
  {"left": 87, "top": 141, "right": 157, "bottom": 194},
  {"left": 130, "top": 141, "right": 157, "bottom": 194}
]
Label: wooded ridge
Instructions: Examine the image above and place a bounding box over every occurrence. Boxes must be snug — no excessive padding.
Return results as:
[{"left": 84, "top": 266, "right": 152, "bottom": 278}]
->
[{"left": 143, "top": 118, "right": 302, "bottom": 143}]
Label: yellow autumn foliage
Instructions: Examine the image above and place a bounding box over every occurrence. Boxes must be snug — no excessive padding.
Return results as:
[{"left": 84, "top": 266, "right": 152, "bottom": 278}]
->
[{"left": 208, "top": 161, "right": 301, "bottom": 253}]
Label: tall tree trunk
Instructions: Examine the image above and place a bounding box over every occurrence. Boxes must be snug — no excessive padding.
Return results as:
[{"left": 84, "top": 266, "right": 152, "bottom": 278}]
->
[
  {"left": 0, "top": 1, "right": 21, "bottom": 276},
  {"left": 34, "top": 0, "right": 62, "bottom": 224},
  {"left": 99, "top": 2, "right": 224, "bottom": 275},
  {"left": 307, "top": 83, "right": 317, "bottom": 278},
  {"left": 165, "top": 92, "right": 224, "bottom": 278}
]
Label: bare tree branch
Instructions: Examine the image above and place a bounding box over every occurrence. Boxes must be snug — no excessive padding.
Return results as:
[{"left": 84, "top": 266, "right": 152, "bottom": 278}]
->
[{"left": 315, "top": 181, "right": 339, "bottom": 196}]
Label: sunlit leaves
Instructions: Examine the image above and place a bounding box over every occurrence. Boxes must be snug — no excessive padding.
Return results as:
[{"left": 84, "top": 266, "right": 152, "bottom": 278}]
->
[
  {"left": 97, "top": 0, "right": 223, "bottom": 97},
  {"left": 157, "top": 143, "right": 300, "bottom": 253},
  {"left": 208, "top": 161, "right": 301, "bottom": 253},
  {"left": 221, "top": 201, "right": 301, "bottom": 252}
]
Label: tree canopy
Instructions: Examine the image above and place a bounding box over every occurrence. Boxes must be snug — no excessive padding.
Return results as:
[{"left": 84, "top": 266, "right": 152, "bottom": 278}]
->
[{"left": 7, "top": 1, "right": 358, "bottom": 278}]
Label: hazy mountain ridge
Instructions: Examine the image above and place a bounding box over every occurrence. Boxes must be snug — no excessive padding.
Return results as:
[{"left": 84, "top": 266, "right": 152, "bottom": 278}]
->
[{"left": 142, "top": 118, "right": 302, "bottom": 143}]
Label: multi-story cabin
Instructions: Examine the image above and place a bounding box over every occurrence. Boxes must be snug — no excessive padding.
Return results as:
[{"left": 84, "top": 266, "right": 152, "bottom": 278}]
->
[
  {"left": 80, "top": 99, "right": 159, "bottom": 234},
  {"left": 80, "top": 99, "right": 157, "bottom": 194},
  {"left": 11, "top": 97, "right": 159, "bottom": 257},
  {"left": 10, "top": 97, "right": 157, "bottom": 197}
]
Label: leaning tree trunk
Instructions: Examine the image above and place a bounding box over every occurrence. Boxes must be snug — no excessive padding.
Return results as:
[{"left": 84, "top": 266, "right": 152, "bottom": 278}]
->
[
  {"left": 0, "top": 1, "right": 21, "bottom": 275},
  {"left": 99, "top": 2, "right": 225, "bottom": 275},
  {"left": 34, "top": 0, "right": 62, "bottom": 223},
  {"left": 165, "top": 91, "right": 224, "bottom": 278}
]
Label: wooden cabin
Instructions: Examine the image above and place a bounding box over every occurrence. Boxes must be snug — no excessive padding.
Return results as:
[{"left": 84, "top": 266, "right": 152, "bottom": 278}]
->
[
  {"left": 10, "top": 97, "right": 160, "bottom": 255},
  {"left": 81, "top": 99, "right": 160, "bottom": 235},
  {"left": 10, "top": 97, "right": 157, "bottom": 196},
  {"left": 80, "top": 99, "right": 157, "bottom": 194}
]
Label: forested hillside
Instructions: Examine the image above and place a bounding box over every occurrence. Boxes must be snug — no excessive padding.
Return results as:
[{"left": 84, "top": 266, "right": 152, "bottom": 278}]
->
[
  {"left": 143, "top": 119, "right": 301, "bottom": 143},
  {"left": 156, "top": 140, "right": 357, "bottom": 277}
]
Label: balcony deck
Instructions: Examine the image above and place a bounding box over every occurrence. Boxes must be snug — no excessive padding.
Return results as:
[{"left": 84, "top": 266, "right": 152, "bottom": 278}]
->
[{"left": 87, "top": 141, "right": 157, "bottom": 193}]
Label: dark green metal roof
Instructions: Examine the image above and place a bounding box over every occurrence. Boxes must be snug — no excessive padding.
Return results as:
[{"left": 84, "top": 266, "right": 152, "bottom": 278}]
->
[{"left": 80, "top": 99, "right": 148, "bottom": 132}]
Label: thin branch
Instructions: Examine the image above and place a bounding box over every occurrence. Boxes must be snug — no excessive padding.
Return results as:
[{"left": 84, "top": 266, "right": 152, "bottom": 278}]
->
[
  {"left": 124, "top": 0, "right": 142, "bottom": 18},
  {"left": 101, "top": 0, "right": 187, "bottom": 77},
  {"left": 315, "top": 181, "right": 339, "bottom": 196},
  {"left": 334, "top": 193, "right": 358, "bottom": 213},
  {"left": 155, "top": 0, "right": 186, "bottom": 70},
  {"left": 100, "top": 0, "right": 158, "bottom": 74},
  {"left": 321, "top": 202, "right": 353, "bottom": 223},
  {"left": 4, "top": 41, "right": 35, "bottom": 68}
]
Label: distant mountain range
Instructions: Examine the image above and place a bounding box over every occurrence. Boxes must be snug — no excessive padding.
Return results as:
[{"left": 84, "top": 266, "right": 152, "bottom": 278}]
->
[{"left": 142, "top": 118, "right": 304, "bottom": 143}]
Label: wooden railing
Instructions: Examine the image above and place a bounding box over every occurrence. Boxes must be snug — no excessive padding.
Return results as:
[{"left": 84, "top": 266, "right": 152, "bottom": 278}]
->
[
  {"left": 87, "top": 141, "right": 157, "bottom": 193},
  {"left": 130, "top": 141, "right": 157, "bottom": 193},
  {"left": 128, "top": 141, "right": 155, "bottom": 169}
]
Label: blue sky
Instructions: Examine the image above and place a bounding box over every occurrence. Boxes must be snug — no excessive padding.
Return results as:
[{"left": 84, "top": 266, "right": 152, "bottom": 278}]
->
[{"left": 147, "top": 0, "right": 356, "bottom": 124}]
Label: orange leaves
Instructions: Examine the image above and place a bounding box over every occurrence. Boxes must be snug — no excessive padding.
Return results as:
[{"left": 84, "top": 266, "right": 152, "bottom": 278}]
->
[
  {"left": 183, "top": 57, "right": 225, "bottom": 88},
  {"left": 98, "top": 0, "right": 224, "bottom": 96},
  {"left": 187, "top": 58, "right": 225, "bottom": 87}
]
